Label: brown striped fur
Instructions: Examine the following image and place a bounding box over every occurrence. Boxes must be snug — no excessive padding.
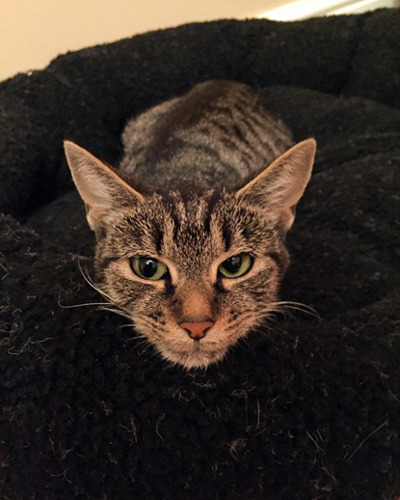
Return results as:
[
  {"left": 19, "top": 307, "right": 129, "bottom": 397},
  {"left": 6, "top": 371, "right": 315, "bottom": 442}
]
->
[{"left": 64, "top": 80, "right": 316, "bottom": 369}]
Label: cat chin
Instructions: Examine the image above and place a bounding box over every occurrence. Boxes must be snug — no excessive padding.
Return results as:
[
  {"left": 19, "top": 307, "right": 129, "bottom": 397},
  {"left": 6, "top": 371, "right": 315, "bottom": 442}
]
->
[{"left": 159, "top": 344, "right": 229, "bottom": 370}]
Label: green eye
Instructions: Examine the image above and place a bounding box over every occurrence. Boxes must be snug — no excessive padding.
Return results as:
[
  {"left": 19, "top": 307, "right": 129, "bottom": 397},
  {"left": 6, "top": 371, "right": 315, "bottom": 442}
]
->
[
  {"left": 218, "top": 253, "right": 253, "bottom": 279},
  {"left": 130, "top": 256, "right": 168, "bottom": 281}
]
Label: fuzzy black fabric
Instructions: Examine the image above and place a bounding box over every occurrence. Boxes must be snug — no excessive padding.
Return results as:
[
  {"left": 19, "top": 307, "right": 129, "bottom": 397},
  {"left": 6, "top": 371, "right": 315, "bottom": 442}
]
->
[{"left": 1, "top": 10, "right": 400, "bottom": 499}]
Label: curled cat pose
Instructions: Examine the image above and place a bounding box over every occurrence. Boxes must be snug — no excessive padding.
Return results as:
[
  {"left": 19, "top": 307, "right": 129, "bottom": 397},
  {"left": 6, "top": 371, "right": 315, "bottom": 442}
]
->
[{"left": 64, "top": 80, "right": 316, "bottom": 369}]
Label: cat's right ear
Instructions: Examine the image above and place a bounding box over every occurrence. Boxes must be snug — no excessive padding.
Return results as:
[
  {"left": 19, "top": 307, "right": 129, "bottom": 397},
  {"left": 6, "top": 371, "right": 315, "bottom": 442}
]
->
[
  {"left": 64, "top": 141, "right": 145, "bottom": 232},
  {"left": 235, "top": 138, "right": 316, "bottom": 231}
]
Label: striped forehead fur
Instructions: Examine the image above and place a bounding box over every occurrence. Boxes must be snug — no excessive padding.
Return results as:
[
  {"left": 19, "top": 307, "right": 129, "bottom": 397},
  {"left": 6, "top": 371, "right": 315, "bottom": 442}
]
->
[{"left": 96, "top": 189, "right": 286, "bottom": 277}]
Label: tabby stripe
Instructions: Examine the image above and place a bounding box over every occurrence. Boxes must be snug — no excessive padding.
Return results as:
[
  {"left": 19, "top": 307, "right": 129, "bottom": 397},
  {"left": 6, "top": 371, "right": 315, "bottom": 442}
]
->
[
  {"left": 163, "top": 277, "right": 176, "bottom": 297},
  {"left": 185, "top": 141, "right": 239, "bottom": 175},
  {"left": 267, "top": 251, "right": 285, "bottom": 271},
  {"left": 167, "top": 199, "right": 182, "bottom": 242},
  {"left": 210, "top": 111, "right": 260, "bottom": 153},
  {"left": 154, "top": 225, "right": 164, "bottom": 254},
  {"left": 231, "top": 123, "right": 250, "bottom": 147},
  {"left": 247, "top": 115, "right": 284, "bottom": 159},
  {"left": 250, "top": 114, "right": 283, "bottom": 148},
  {"left": 202, "top": 190, "right": 222, "bottom": 234},
  {"left": 208, "top": 118, "right": 256, "bottom": 163},
  {"left": 221, "top": 220, "right": 232, "bottom": 251},
  {"left": 244, "top": 114, "right": 269, "bottom": 144},
  {"left": 214, "top": 276, "right": 228, "bottom": 294},
  {"left": 251, "top": 112, "right": 292, "bottom": 148},
  {"left": 101, "top": 256, "right": 120, "bottom": 270},
  {"left": 249, "top": 110, "right": 276, "bottom": 131},
  {"left": 207, "top": 119, "right": 233, "bottom": 137}
]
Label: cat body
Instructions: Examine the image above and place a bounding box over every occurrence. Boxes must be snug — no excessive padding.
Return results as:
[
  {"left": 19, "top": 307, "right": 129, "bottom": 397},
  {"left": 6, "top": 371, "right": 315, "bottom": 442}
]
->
[
  {"left": 119, "top": 80, "right": 293, "bottom": 191},
  {"left": 64, "top": 80, "right": 316, "bottom": 369}
]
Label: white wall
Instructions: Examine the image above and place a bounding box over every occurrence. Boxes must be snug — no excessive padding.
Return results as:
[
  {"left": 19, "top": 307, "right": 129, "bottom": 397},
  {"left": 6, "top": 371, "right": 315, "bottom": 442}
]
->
[{"left": 0, "top": 0, "right": 285, "bottom": 81}]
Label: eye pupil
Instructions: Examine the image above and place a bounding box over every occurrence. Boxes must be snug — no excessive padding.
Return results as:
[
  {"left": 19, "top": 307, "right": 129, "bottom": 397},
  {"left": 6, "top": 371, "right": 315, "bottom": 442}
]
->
[
  {"left": 140, "top": 258, "right": 158, "bottom": 278},
  {"left": 223, "top": 255, "right": 242, "bottom": 274},
  {"left": 218, "top": 253, "right": 253, "bottom": 279},
  {"left": 130, "top": 256, "right": 168, "bottom": 280}
]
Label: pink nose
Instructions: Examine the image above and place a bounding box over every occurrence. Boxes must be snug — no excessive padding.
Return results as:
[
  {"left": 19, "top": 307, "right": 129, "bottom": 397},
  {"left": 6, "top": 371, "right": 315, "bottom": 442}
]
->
[{"left": 180, "top": 321, "right": 215, "bottom": 340}]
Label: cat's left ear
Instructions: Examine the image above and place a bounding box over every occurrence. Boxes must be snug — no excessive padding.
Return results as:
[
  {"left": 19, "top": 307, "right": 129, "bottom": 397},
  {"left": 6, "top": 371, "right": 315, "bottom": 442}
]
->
[
  {"left": 235, "top": 138, "right": 316, "bottom": 230},
  {"left": 64, "top": 141, "right": 145, "bottom": 232}
]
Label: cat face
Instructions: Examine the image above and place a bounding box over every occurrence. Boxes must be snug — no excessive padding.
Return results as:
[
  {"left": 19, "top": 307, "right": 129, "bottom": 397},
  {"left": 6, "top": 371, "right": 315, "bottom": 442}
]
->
[
  {"left": 64, "top": 138, "right": 315, "bottom": 368},
  {"left": 93, "top": 190, "right": 289, "bottom": 368}
]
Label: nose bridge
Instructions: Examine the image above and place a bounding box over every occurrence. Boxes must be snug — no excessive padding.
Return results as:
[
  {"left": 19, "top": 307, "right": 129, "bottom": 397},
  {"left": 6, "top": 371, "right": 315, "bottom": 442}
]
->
[{"left": 177, "top": 281, "right": 214, "bottom": 322}]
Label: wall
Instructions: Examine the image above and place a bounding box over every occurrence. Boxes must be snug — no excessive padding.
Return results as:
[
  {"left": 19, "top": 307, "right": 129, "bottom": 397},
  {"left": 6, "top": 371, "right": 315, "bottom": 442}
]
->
[{"left": 0, "top": 0, "right": 284, "bottom": 81}]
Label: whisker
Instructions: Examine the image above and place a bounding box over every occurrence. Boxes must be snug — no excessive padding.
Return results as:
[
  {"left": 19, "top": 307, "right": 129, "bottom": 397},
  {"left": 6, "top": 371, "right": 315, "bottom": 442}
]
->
[
  {"left": 78, "top": 261, "right": 131, "bottom": 319},
  {"left": 126, "top": 335, "right": 154, "bottom": 354},
  {"left": 251, "top": 324, "right": 280, "bottom": 336},
  {"left": 57, "top": 297, "right": 112, "bottom": 310},
  {"left": 98, "top": 307, "right": 132, "bottom": 321},
  {"left": 59, "top": 258, "right": 141, "bottom": 327},
  {"left": 115, "top": 323, "right": 135, "bottom": 331},
  {"left": 256, "top": 301, "right": 320, "bottom": 321},
  {"left": 241, "top": 294, "right": 319, "bottom": 319},
  {"left": 78, "top": 260, "right": 115, "bottom": 303},
  {"left": 227, "top": 312, "right": 256, "bottom": 330}
]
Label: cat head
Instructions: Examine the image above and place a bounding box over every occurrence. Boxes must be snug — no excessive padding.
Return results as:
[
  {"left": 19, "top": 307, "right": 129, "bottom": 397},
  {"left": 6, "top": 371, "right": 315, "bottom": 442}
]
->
[{"left": 64, "top": 139, "right": 316, "bottom": 368}]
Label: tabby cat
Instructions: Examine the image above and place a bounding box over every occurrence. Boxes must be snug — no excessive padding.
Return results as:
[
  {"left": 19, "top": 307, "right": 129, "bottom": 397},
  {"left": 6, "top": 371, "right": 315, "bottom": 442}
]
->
[{"left": 64, "top": 80, "right": 316, "bottom": 369}]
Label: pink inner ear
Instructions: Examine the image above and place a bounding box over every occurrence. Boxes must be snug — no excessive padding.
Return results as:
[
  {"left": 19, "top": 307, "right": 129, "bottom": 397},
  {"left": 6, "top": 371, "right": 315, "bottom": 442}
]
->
[
  {"left": 86, "top": 205, "right": 108, "bottom": 231},
  {"left": 65, "top": 140, "right": 145, "bottom": 206},
  {"left": 65, "top": 140, "right": 147, "bottom": 233},
  {"left": 279, "top": 206, "right": 296, "bottom": 230},
  {"left": 235, "top": 139, "right": 315, "bottom": 226}
]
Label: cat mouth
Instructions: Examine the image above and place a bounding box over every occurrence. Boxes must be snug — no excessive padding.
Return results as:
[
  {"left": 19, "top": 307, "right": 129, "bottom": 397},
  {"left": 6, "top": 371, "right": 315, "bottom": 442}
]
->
[{"left": 160, "top": 341, "right": 228, "bottom": 369}]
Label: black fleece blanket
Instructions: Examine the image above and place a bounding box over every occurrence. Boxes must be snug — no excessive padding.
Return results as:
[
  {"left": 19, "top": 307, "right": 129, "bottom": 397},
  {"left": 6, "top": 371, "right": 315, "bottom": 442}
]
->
[{"left": 1, "top": 10, "right": 400, "bottom": 499}]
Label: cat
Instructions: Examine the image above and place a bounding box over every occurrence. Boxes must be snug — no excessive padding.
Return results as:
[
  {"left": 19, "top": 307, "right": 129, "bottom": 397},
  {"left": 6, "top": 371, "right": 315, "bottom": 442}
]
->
[{"left": 64, "top": 80, "right": 316, "bottom": 369}]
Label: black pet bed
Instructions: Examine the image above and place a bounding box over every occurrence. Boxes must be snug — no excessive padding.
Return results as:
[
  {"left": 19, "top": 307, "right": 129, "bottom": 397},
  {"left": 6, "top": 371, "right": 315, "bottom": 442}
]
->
[{"left": 1, "top": 10, "right": 400, "bottom": 499}]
